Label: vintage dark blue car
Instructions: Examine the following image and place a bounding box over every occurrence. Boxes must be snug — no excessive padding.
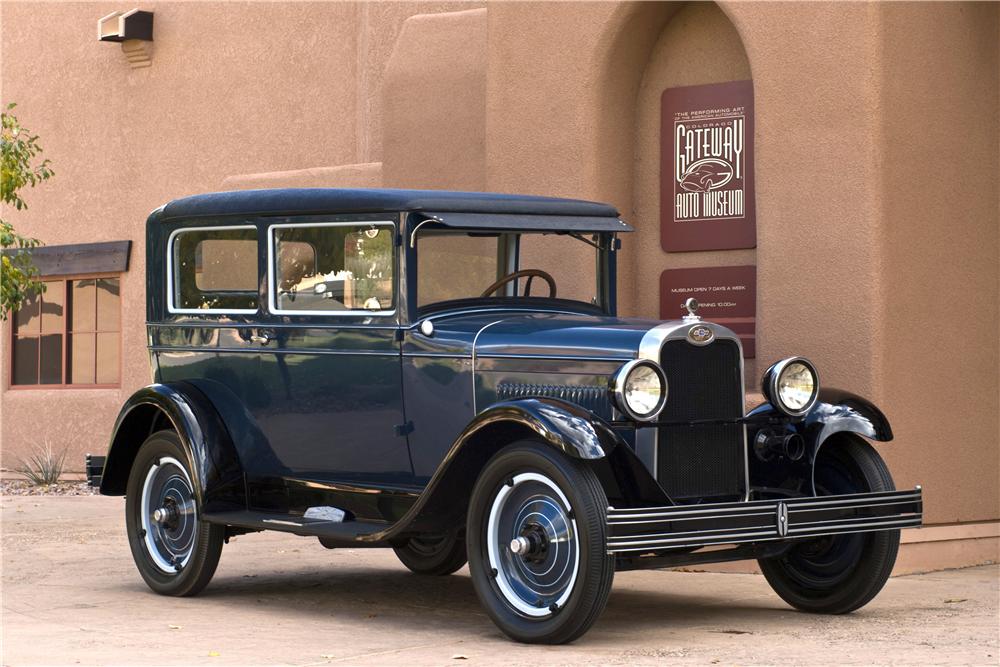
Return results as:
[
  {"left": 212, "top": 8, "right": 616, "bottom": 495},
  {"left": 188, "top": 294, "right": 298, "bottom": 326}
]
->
[{"left": 93, "top": 188, "right": 922, "bottom": 643}]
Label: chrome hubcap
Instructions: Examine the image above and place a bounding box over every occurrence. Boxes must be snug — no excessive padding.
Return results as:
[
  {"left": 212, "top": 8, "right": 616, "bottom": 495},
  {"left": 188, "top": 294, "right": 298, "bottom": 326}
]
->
[
  {"left": 487, "top": 472, "right": 579, "bottom": 618},
  {"left": 152, "top": 505, "right": 179, "bottom": 525},
  {"left": 509, "top": 536, "right": 530, "bottom": 555},
  {"left": 140, "top": 457, "right": 196, "bottom": 574}
]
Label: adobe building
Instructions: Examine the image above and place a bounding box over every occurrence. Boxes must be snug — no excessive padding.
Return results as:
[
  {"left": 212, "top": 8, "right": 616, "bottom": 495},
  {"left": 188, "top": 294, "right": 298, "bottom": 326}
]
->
[{"left": 1, "top": 2, "right": 997, "bottom": 572}]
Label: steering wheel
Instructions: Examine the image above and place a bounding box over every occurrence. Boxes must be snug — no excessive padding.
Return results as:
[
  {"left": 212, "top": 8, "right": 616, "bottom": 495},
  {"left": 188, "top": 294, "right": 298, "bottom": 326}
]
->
[{"left": 480, "top": 269, "right": 557, "bottom": 298}]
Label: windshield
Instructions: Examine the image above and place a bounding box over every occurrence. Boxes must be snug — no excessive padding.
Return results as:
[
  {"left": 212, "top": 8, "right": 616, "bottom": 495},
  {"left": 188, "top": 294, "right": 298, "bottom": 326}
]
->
[{"left": 416, "top": 230, "right": 604, "bottom": 313}]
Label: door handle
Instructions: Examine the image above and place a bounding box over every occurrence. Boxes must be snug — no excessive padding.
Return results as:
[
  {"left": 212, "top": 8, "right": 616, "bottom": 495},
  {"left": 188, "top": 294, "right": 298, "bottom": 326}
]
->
[{"left": 250, "top": 334, "right": 270, "bottom": 346}]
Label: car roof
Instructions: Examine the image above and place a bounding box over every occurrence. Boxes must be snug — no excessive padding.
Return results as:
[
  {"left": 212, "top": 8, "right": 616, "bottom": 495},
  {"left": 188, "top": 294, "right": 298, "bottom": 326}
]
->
[{"left": 149, "top": 188, "right": 622, "bottom": 224}]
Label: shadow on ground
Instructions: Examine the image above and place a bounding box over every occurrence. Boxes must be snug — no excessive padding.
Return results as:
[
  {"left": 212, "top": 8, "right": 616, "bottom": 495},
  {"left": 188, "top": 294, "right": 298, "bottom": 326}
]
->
[{"left": 129, "top": 558, "right": 799, "bottom": 639}]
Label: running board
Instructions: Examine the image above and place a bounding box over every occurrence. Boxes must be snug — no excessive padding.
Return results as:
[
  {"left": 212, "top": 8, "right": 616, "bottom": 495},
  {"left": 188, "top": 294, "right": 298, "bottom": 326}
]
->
[
  {"left": 606, "top": 488, "right": 923, "bottom": 554},
  {"left": 204, "top": 511, "right": 389, "bottom": 542}
]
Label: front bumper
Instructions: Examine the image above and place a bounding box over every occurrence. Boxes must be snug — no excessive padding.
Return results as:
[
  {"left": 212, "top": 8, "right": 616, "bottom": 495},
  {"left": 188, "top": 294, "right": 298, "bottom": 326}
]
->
[{"left": 606, "top": 488, "right": 923, "bottom": 554}]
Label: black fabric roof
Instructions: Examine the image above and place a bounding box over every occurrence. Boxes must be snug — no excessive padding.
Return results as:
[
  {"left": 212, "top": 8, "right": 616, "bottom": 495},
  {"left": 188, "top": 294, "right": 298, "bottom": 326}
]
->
[{"left": 149, "top": 188, "right": 621, "bottom": 224}]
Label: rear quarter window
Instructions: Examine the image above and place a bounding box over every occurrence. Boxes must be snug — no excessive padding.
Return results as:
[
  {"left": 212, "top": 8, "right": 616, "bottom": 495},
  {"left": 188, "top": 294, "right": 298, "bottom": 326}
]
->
[{"left": 169, "top": 226, "right": 258, "bottom": 313}]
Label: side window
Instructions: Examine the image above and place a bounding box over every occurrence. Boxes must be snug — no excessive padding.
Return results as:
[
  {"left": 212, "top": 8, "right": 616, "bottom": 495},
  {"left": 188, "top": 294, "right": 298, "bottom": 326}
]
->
[
  {"left": 169, "top": 226, "right": 258, "bottom": 313},
  {"left": 270, "top": 222, "right": 394, "bottom": 314}
]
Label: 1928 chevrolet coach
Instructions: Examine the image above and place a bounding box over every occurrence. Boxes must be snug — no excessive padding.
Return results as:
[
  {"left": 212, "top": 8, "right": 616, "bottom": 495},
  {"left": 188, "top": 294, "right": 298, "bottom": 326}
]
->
[{"left": 94, "top": 188, "right": 922, "bottom": 643}]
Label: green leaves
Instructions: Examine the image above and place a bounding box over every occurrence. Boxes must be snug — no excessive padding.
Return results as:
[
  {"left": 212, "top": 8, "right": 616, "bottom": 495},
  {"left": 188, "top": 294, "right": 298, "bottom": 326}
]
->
[
  {"left": 2, "top": 102, "right": 54, "bottom": 209},
  {"left": 1, "top": 102, "right": 53, "bottom": 320}
]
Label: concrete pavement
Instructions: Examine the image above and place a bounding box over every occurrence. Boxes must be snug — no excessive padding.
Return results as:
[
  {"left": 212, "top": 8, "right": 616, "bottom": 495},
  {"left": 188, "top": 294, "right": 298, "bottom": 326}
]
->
[{"left": 2, "top": 495, "right": 997, "bottom": 666}]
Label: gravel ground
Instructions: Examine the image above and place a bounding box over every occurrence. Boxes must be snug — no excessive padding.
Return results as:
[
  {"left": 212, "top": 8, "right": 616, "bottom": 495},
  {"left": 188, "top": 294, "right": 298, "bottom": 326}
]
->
[
  {"left": 0, "top": 480, "right": 97, "bottom": 496},
  {"left": 2, "top": 495, "right": 998, "bottom": 666}
]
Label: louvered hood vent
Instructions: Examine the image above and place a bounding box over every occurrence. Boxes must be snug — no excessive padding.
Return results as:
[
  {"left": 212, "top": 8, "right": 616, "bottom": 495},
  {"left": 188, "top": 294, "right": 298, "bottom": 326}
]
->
[{"left": 496, "top": 383, "right": 613, "bottom": 420}]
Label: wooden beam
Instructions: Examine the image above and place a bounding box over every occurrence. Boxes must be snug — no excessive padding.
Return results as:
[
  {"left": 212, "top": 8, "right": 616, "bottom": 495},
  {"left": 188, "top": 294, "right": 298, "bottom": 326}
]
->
[{"left": 2, "top": 240, "right": 131, "bottom": 277}]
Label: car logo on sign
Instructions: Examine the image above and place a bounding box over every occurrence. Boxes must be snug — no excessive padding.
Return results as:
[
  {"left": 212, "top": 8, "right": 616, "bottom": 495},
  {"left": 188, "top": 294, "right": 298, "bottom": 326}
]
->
[
  {"left": 688, "top": 325, "right": 714, "bottom": 345},
  {"left": 679, "top": 158, "right": 734, "bottom": 193}
]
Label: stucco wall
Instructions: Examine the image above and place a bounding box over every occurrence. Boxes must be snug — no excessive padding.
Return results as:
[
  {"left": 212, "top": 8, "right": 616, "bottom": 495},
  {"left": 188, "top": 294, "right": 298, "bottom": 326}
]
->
[
  {"left": 482, "top": 1, "right": 997, "bottom": 528},
  {"left": 1, "top": 1, "right": 997, "bottom": 544},
  {"left": 382, "top": 8, "right": 487, "bottom": 190},
  {"left": 1, "top": 1, "right": 354, "bottom": 469},
  {"left": 0, "top": 1, "right": 479, "bottom": 469},
  {"left": 877, "top": 2, "right": 999, "bottom": 523},
  {"left": 631, "top": 2, "right": 754, "bottom": 368}
]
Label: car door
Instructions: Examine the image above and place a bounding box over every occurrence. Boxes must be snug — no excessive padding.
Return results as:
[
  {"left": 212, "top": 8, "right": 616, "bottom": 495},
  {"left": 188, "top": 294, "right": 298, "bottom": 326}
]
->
[{"left": 248, "top": 216, "right": 412, "bottom": 503}]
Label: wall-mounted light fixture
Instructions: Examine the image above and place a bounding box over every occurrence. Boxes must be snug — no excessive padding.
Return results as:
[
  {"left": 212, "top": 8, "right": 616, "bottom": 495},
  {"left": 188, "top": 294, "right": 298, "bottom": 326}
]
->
[{"left": 98, "top": 9, "right": 154, "bottom": 69}]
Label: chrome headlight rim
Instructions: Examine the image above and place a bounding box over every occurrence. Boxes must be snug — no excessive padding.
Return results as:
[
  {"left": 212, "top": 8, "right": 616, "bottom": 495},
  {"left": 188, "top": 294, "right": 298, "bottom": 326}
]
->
[
  {"left": 763, "top": 356, "right": 819, "bottom": 417},
  {"left": 609, "top": 359, "right": 668, "bottom": 422}
]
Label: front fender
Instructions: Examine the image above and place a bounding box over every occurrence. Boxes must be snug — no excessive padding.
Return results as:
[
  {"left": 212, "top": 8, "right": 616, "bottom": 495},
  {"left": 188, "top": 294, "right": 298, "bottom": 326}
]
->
[
  {"left": 99, "top": 382, "right": 246, "bottom": 513},
  {"left": 465, "top": 397, "right": 622, "bottom": 459},
  {"left": 748, "top": 388, "right": 892, "bottom": 446},
  {"left": 802, "top": 388, "right": 893, "bottom": 446},
  {"left": 747, "top": 388, "right": 893, "bottom": 495},
  {"left": 364, "top": 397, "right": 623, "bottom": 540}
]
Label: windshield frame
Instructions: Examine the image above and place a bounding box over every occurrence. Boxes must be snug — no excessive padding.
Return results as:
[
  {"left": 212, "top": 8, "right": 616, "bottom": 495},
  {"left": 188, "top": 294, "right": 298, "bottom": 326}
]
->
[{"left": 404, "top": 215, "right": 619, "bottom": 322}]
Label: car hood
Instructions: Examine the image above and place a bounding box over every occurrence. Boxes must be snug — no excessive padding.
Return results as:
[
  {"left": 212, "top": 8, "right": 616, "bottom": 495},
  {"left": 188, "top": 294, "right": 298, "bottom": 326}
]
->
[{"left": 428, "top": 310, "right": 661, "bottom": 360}]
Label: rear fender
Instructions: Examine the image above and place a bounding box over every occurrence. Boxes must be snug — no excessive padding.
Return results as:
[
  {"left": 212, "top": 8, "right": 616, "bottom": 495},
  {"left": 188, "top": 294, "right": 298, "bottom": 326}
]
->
[{"left": 99, "top": 383, "right": 246, "bottom": 513}]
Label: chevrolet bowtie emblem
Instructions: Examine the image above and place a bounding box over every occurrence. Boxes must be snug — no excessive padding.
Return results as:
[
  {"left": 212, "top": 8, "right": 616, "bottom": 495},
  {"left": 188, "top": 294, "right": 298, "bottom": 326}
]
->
[{"left": 688, "top": 325, "right": 714, "bottom": 344}]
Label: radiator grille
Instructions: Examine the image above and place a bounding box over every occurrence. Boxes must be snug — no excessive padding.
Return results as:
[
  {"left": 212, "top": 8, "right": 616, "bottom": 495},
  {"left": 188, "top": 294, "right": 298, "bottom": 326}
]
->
[
  {"left": 496, "top": 383, "right": 612, "bottom": 420},
  {"left": 657, "top": 339, "right": 745, "bottom": 500}
]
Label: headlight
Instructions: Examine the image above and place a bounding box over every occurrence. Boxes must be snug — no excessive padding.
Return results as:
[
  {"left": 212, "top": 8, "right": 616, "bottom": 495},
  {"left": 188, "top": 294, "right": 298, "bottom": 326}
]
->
[
  {"left": 763, "top": 357, "right": 819, "bottom": 417},
  {"left": 610, "top": 360, "right": 667, "bottom": 421}
]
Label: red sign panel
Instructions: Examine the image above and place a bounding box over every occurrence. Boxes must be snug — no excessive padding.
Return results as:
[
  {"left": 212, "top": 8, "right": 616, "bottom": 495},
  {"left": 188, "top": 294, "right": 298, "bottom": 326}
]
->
[
  {"left": 661, "top": 80, "right": 756, "bottom": 252},
  {"left": 660, "top": 265, "right": 757, "bottom": 358}
]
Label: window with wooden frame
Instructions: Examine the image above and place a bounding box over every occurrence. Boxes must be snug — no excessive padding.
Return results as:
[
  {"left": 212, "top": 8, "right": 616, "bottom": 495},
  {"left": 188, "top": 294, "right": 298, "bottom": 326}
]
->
[{"left": 10, "top": 276, "right": 121, "bottom": 388}]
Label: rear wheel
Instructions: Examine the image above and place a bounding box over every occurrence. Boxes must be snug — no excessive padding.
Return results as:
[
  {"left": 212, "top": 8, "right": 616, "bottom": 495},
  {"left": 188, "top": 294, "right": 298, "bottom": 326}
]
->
[
  {"left": 125, "top": 430, "right": 224, "bottom": 596},
  {"left": 466, "top": 440, "right": 614, "bottom": 644},
  {"left": 759, "top": 436, "right": 900, "bottom": 614},
  {"left": 393, "top": 533, "right": 467, "bottom": 575}
]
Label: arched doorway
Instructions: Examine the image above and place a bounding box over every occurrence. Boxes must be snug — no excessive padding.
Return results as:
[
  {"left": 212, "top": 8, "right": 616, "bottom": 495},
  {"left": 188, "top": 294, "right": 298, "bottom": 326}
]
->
[{"left": 593, "top": 1, "right": 755, "bottom": 373}]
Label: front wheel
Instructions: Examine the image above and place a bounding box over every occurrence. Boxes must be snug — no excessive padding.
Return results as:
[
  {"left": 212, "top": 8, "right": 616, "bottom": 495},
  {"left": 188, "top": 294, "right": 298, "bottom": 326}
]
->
[
  {"left": 125, "top": 430, "right": 224, "bottom": 596},
  {"left": 466, "top": 441, "right": 614, "bottom": 644},
  {"left": 759, "top": 435, "right": 900, "bottom": 614}
]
